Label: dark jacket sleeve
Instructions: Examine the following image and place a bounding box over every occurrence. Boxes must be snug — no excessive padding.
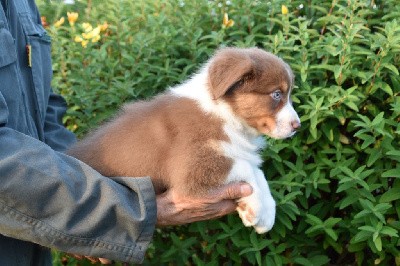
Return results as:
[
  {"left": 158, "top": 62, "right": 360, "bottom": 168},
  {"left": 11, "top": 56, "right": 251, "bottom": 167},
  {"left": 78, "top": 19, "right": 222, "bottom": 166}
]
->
[
  {"left": 0, "top": 93, "right": 157, "bottom": 263},
  {"left": 43, "top": 91, "right": 77, "bottom": 152}
]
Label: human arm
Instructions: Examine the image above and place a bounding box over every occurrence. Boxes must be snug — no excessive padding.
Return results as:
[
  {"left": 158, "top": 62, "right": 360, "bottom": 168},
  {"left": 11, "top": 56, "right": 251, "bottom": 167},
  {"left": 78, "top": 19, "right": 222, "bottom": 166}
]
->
[
  {"left": 0, "top": 4, "right": 156, "bottom": 261},
  {"left": 0, "top": 95, "right": 157, "bottom": 263}
]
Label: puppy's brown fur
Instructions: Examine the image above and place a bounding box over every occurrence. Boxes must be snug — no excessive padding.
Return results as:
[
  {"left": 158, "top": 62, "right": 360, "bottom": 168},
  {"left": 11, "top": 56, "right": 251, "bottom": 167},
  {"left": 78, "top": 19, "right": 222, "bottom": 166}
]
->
[{"left": 68, "top": 95, "right": 232, "bottom": 195}]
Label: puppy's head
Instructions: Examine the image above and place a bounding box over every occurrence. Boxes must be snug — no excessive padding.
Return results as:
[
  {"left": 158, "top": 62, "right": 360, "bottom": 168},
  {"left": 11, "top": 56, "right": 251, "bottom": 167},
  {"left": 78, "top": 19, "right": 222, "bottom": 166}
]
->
[{"left": 208, "top": 47, "right": 300, "bottom": 139}]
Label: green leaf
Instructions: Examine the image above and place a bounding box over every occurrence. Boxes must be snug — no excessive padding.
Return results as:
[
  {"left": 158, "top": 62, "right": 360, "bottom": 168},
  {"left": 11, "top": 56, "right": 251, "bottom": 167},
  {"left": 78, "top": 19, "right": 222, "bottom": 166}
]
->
[
  {"left": 325, "top": 228, "right": 338, "bottom": 241},
  {"left": 382, "top": 63, "right": 399, "bottom": 75},
  {"left": 379, "top": 81, "right": 394, "bottom": 96},
  {"left": 305, "top": 214, "right": 324, "bottom": 226},
  {"left": 333, "top": 65, "right": 343, "bottom": 80},
  {"left": 324, "top": 217, "right": 342, "bottom": 228},
  {"left": 386, "top": 150, "right": 400, "bottom": 161},
  {"left": 380, "top": 226, "right": 399, "bottom": 237},
  {"left": 239, "top": 246, "right": 261, "bottom": 256},
  {"left": 353, "top": 230, "right": 371, "bottom": 243},
  {"left": 367, "top": 149, "right": 382, "bottom": 166},
  {"left": 339, "top": 166, "right": 355, "bottom": 178},
  {"left": 354, "top": 209, "right": 371, "bottom": 220},
  {"left": 249, "top": 231, "right": 259, "bottom": 248},
  {"left": 293, "top": 257, "right": 312, "bottom": 266},
  {"left": 344, "top": 101, "right": 359, "bottom": 111},
  {"left": 256, "top": 252, "right": 262, "bottom": 266},
  {"left": 380, "top": 187, "right": 400, "bottom": 203},
  {"left": 373, "top": 236, "right": 382, "bottom": 251},
  {"left": 216, "top": 243, "right": 226, "bottom": 257},
  {"left": 348, "top": 241, "right": 365, "bottom": 252},
  {"left": 339, "top": 195, "right": 359, "bottom": 209},
  {"left": 277, "top": 212, "right": 293, "bottom": 230},
  {"left": 309, "top": 255, "right": 330, "bottom": 266},
  {"left": 371, "top": 112, "right": 385, "bottom": 127},
  {"left": 382, "top": 168, "right": 400, "bottom": 178}
]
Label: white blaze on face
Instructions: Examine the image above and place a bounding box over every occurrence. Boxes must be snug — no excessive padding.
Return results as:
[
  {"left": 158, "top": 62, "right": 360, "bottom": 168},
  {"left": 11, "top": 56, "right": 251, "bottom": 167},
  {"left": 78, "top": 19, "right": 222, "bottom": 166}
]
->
[{"left": 270, "top": 97, "right": 300, "bottom": 139}]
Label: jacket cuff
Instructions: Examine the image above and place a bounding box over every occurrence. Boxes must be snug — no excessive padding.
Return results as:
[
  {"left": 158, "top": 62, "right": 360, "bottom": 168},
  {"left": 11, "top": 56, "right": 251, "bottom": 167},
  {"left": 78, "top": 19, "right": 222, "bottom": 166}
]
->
[{"left": 112, "top": 176, "right": 157, "bottom": 263}]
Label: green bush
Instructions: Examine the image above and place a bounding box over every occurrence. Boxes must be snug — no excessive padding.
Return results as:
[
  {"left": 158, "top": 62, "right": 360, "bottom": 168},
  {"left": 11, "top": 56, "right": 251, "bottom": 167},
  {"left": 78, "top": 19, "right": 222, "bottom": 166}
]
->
[{"left": 38, "top": 0, "right": 400, "bottom": 265}]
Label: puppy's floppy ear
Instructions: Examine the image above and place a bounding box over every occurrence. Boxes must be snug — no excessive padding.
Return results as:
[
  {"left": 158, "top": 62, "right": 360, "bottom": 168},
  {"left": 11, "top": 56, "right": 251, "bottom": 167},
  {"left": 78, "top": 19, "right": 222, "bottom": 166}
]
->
[{"left": 208, "top": 48, "right": 254, "bottom": 100}]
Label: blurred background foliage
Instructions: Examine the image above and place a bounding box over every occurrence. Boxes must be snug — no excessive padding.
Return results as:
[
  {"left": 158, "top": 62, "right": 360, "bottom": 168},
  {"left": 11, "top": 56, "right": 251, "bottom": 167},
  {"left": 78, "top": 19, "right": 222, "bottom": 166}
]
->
[{"left": 37, "top": 0, "right": 400, "bottom": 265}]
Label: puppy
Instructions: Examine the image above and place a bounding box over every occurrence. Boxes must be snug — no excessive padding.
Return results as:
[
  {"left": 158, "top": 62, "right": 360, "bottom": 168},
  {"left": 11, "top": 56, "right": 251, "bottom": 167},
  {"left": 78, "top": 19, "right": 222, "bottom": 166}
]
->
[{"left": 67, "top": 47, "right": 301, "bottom": 233}]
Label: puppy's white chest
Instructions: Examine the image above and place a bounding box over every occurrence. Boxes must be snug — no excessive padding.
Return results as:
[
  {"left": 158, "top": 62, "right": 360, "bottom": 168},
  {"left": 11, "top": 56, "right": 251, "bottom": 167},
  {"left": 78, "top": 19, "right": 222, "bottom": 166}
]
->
[{"left": 220, "top": 125, "right": 265, "bottom": 166}]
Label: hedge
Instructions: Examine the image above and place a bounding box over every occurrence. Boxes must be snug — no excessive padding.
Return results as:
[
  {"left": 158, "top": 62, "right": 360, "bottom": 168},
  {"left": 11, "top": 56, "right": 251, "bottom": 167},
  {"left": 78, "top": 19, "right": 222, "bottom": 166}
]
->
[{"left": 37, "top": 0, "right": 400, "bottom": 265}]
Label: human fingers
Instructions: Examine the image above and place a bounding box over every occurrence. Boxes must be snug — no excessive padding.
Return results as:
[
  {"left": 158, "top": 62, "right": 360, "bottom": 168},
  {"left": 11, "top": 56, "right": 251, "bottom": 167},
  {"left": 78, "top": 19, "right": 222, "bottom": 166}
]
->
[
  {"left": 98, "top": 257, "right": 113, "bottom": 264},
  {"left": 67, "top": 254, "right": 112, "bottom": 264},
  {"left": 211, "top": 199, "right": 238, "bottom": 217},
  {"left": 85, "top": 257, "right": 112, "bottom": 264},
  {"left": 84, "top": 256, "right": 98, "bottom": 263},
  {"left": 212, "top": 182, "right": 253, "bottom": 201}
]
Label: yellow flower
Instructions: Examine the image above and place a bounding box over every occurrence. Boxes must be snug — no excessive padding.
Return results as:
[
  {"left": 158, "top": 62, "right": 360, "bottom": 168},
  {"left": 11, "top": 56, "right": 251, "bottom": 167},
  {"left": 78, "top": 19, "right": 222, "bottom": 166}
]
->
[
  {"left": 281, "top": 5, "right": 289, "bottom": 15},
  {"left": 81, "top": 32, "right": 91, "bottom": 40},
  {"left": 74, "top": 35, "right": 87, "bottom": 47},
  {"left": 54, "top": 17, "right": 65, "bottom": 28},
  {"left": 67, "top": 12, "right": 79, "bottom": 26},
  {"left": 74, "top": 36, "right": 83, "bottom": 43},
  {"left": 99, "top": 21, "right": 108, "bottom": 32},
  {"left": 222, "top": 13, "right": 234, "bottom": 28},
  {"left": 82, "top": 26, "right": 100, "bottom": 40},
  {"left": 75, "top": 22, "right": 103, "bottom": 47},
  {"left": 81, "top": 40, "right": 89, "bottom": 48},
  {"left": 82, "top": 22, "right": 93, "bottom": 33},
  {"left": 92, "top": 26, "right": 101, "bottom": 37},
  {"left": 91, "top": 35, "right": 101, "bottom": 43}
]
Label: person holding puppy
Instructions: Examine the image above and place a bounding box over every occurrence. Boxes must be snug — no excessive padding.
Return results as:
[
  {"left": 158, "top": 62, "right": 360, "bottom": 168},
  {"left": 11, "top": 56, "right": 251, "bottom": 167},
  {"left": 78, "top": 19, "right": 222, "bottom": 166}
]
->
[{"left": 0, "top": 0, "right": 253, "bottom": 264}]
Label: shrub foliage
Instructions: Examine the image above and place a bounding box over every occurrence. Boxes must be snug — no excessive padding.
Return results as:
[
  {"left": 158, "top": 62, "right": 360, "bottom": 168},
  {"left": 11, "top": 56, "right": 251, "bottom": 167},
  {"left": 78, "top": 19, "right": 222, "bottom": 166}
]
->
[{"left": 38, "top": 0, "right": 400, "bottom": 265}]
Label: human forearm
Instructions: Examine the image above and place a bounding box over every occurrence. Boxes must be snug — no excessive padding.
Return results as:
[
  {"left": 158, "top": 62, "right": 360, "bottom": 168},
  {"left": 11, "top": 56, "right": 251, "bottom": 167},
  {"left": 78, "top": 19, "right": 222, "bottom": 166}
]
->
[{"left": 0, "top": 128, "right": 156, "bottom": 263}]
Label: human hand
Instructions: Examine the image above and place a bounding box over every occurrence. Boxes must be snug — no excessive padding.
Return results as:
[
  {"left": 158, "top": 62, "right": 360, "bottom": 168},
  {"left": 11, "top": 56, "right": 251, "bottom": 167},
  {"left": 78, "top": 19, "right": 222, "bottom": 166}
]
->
[
  {"left": 156, "top": 182, "right": 253, "bottom": 226},
  {"left": 67, "top": 254, "right": 112, "bottom": 264}
]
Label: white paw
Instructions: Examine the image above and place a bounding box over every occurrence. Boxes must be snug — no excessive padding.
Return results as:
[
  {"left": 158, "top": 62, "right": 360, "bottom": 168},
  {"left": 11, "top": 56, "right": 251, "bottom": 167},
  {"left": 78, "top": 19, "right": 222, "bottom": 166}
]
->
[
  {"left": 237, "top": 195, "right": 276, "bottom": 234},
  {"left": 253, "top": 199, "right": 276, "bottom": 233}
]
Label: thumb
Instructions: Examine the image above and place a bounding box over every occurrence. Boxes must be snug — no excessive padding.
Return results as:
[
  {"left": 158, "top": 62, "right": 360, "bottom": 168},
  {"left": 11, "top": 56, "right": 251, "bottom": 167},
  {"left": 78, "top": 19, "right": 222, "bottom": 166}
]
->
[{"left": 216, "top": 182, "right": 253, "bottom": 200}]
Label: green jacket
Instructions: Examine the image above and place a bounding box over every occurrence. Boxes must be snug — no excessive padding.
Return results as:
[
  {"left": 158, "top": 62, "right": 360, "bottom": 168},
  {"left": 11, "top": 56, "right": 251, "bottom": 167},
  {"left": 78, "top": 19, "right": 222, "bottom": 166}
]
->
[{"left": 0, "top": 0, "right": 156, "bottom": 264}]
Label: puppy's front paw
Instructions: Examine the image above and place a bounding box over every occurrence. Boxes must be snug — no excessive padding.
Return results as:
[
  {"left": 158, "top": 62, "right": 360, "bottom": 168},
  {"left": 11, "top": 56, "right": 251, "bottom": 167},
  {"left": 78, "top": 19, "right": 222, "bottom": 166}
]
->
[
  {"left": 237, "top": 195, "right": 276, "bottom": 234},
  {"left": 253, "top": 198, "right": 276, "bottom": 234}
]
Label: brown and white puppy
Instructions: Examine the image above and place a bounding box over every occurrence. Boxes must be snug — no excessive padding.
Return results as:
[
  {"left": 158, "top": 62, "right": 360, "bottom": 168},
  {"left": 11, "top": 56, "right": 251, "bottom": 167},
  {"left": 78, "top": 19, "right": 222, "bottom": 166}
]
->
[{"left": 67, "top": 47, "right": 300, "bottom": 233}]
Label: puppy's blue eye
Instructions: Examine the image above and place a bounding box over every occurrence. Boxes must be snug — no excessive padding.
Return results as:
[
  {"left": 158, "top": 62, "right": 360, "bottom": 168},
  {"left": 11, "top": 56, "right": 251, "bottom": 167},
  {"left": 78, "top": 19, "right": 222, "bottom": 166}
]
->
[{"left": 271, "top": 90, "right": 282, "bottom": 101}]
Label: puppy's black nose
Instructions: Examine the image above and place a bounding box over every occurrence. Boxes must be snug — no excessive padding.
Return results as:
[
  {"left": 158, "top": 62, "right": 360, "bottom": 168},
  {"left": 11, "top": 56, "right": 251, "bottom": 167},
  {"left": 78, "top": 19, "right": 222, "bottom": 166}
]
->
[{"left": 291, "top": 121, "right": 301, "bottom": 131}]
